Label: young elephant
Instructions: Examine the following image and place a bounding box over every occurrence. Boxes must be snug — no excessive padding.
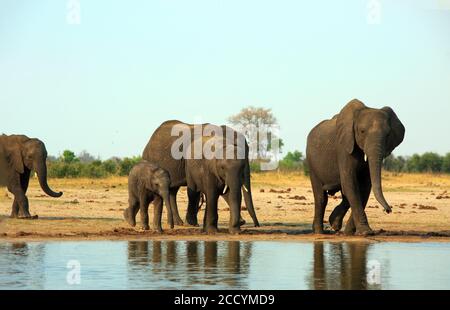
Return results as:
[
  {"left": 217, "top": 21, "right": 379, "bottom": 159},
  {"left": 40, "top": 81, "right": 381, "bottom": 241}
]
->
[{"left": 124, "top": 161, "right": 174, "bottom": 232}]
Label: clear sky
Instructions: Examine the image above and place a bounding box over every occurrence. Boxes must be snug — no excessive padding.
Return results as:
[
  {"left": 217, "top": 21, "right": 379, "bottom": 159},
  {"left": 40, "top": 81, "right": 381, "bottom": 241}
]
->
[{"left": 1, "top": 0, "right": 449, "bottom": 159}]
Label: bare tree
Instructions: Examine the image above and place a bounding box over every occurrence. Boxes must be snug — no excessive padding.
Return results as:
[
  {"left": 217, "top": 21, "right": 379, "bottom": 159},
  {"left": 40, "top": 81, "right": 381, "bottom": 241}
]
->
[{"left": 228, "top": 106, "right": 283, "bottom": 160}]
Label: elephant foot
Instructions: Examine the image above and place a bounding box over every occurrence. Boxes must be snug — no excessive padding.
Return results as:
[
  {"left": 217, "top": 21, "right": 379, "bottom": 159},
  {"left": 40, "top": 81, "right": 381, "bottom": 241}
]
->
[
  {"left": 312, "top": 223, "right": 325, "bottom": 234},
  {"left": 186, "top": 216, "right": 199, "bottom": 227},
  {"left": 18, "top": 215, "right": 38, "bottom": 220},
  {"left": 204, "top": 226, "right": 218, "bottom": 235},
  {"left": 123, "top": 209, "right": 136, "bottom": 227},
  {"left": 329, "top": 210, "right": 344, "bottom": 232},
  {"left": 10, "top": 213, "right": 19, "bottom": 219},
  {"left": 355, "top": 229, "right": 375, "bottom": 236},
  {"left": 355, "top": 225, "right": 373, "bottom": 236},
  {"left": 138, "top": 224, "right": 150, "bottom": 231},
  {"left": 173, "top": 217, "right": 184, "bottom": 226},
  {"left": 229, "top": 227, "right": 241, "bottom": 235},
  {"left": 154, "top": 228, "right": 163, "bottom": 234}
]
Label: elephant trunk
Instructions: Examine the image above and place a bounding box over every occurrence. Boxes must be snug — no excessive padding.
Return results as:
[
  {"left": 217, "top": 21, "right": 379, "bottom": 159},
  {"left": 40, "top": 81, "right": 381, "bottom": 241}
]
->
[
  {"left": 161, "top": 190, "right": 174, "bottom": 229},
  {"left": 35, "top": 160, "right": 63, "bottom": 198},
  {"left": 367, "top": 143, "right": 391, "bottom": 214},
  {"left": 242, "top": 160, "right": 260, "bottom": 227}
]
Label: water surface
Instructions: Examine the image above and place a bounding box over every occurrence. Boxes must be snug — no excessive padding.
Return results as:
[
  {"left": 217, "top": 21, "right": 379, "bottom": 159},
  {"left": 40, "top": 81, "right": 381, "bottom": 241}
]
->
[{"left": 0, "top": 241, "right": 449, "bottom": 290}]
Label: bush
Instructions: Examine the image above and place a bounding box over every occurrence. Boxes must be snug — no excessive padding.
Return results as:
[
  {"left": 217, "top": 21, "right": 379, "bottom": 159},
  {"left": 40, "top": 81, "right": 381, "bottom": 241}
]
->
[
  {"left": 278, "top": 151, "right": 304, "bottom": 172},
  {"left": 119, "top": 156, "right": 142, "bottom": 176},
  {"left": 47, "top": 150, "right": 141, "bottom": 178},
  {"left": 249, "top": 161, "right": 261, "bottom": 173},
  {"left": 385, "top": 153, "right": 448, "bottom": 174}
]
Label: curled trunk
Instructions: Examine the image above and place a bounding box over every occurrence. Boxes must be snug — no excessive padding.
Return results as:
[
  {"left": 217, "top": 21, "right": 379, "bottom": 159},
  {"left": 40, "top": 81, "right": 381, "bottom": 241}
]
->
[{"left": 35, "top": 160, "right": 63, "bottom": 198}]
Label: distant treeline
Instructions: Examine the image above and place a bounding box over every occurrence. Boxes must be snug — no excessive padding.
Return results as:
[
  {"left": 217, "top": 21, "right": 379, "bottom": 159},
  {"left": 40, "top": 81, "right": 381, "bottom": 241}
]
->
[
  {"left": 383, "top": 152, "right": 450, "bottom": 173},
  {"left": 47, "top": 150, "right": 450, "bottom": 178},
  {"left": 251, "top": 151, "right": 450, "bottom": 174},
  {"left": 47, "top": 150, "right": 142, "bottom": 178}
]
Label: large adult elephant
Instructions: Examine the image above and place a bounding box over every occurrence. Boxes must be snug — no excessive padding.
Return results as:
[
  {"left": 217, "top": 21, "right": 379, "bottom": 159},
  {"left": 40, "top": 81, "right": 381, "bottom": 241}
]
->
[
  {"left": 306, "top": 99, "right": 405, "bottom": 235},
  {"left": 184, "top": 132, "right": 254, "bottom": 233},
  {"left": 0, "top": 134, "right": 63, "bottom": 218},
  {"left": 142, "top": 120, "right": 260, "bottom": 228}
]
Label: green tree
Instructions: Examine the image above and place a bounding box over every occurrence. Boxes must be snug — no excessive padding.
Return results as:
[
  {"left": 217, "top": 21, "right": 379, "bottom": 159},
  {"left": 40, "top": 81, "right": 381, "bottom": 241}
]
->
[
  {"left": 278, "top": 151, "right": 304, "bottom": 171},
  {"left": 406, "top": 154, "right": 421, "bottom": 172},
  {"left": 61, "top": 150, "right": 77, "bottom": 164},
  {"left": 419, "top": 152, "right": 443, "bottom": 173},
  {"left": 443, "top": 153, "right": 450, "bottom": 173},
  {"left": 102, "top": 159, "right": 119, "bottom": 175},
  {"left": 119, "top": 156, "right": 142, "bottom": 176}
]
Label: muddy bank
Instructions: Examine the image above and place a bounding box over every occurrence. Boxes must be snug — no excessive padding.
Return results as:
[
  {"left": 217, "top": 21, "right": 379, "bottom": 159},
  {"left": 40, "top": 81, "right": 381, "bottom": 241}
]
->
[{"left": 1, "top": 173, "right": 449, "bottom": 242}]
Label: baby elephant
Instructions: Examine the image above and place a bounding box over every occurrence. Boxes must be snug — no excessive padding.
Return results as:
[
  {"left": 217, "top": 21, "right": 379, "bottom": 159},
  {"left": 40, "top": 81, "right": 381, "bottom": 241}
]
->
[{"left": 124, "top": 161, "right": 174, "bottom": 232}]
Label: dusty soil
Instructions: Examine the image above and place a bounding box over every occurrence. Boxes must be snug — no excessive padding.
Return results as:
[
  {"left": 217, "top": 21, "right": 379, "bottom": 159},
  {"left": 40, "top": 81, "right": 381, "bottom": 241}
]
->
[{"left": 0, "top": 172, "right": 449, "bottom": 242}]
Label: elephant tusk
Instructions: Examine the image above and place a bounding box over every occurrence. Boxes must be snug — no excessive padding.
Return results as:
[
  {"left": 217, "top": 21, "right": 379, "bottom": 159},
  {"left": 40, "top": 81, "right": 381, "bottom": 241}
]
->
[
  {"left": 364, "top": 154, "right": 368, "bottom": 162},
  {"left": 223, "top": 185, "right": 229, "bottom": 195},
  {"left": 242, "top": 184, "right": 249, "bottom": 192}
]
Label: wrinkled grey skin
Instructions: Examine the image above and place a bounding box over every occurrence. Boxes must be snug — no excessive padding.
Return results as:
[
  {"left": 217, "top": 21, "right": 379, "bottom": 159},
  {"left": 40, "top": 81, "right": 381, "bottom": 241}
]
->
[
  {"left": 306, "top": 99, "right": 405, "bottom": 235},
  {"left": 0, "top": 134, "right": 63, "bottom": 219},
  {"left": 124, "top": 161, "right": 174, "bottom": 232},
  {"left": 185, "top": 133, "right": 256, "bottom": 234},
  {"left": 142, "top": 120, "right": 259, "bottom": 229}
]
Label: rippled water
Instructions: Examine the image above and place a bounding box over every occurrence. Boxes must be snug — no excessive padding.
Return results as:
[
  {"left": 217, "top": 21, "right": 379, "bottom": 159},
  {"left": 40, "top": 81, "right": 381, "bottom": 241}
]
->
[{"left": 0, "top": 241, "right": 449, "bottom": 290}]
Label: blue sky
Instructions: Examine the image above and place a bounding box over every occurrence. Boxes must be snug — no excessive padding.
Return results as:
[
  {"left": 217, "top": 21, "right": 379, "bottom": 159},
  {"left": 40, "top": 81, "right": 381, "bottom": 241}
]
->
[{"left": 1, "top": 0, "right": 449, "bottom": 158}]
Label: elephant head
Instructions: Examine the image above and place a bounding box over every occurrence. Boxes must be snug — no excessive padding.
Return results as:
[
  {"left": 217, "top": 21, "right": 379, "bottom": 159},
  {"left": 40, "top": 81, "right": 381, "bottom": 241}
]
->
[
  {"left": 336, "top": 99, "right": 405, "bottom": 213},
  {"left": 6, "top": 137, "right": 63, "bottom": 198},
  {"left": 204, "top": 135, "right": 247, "bottom": 230}
]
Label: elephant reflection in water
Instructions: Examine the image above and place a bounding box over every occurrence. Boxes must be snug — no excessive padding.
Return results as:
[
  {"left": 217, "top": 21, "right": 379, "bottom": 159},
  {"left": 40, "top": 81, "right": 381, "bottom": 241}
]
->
[
  {"left": 0, "top": 243, "right": 46, "bottom": 289},
  {"left": 127, "top": 241, "right": 252, "bottom": 288},
  {"left": 309, "top": 242, "right": 381, "bottom": 290}
]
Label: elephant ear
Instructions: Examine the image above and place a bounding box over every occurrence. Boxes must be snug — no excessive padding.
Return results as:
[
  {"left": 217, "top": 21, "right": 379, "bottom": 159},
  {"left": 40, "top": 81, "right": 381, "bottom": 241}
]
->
[
  {"left": 382, "top": 106, "right": 405, "bottom": 156},
  {"left": 336, "top": 99, "right": 366, "bottom": 154},
  {"left": 5, "top": 143, "right": 24, "bottom": 174}
]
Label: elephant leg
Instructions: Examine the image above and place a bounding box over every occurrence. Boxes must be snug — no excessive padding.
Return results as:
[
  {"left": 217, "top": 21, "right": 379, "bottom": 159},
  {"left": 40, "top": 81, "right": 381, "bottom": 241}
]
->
[
  {"left": 344, "top": 175, "right": 372, "bottom": 235},
  {"left": 186, "top": 187, "right": 201, "bottom": 227},
  {"left": 152, "top": 196, "right": 163, "bottom": 233},
  {"left": 169, "top": 187, "right": 184, "bottom": 226},
  {"left": 222, "top": 193, "right": 246, "bottom": 226},
  {"left": 329, "top": 196, "right": 350, "bottom": 231},
  {"left": 10, "top": 199, "right": 19, "bottom": 218},
  {"left": 341, "top": 172, "right": 372, "bottom": 235},
  {"left": 8, "top": 177, "right": 32, "bottom": 219},
  {"left": 124, "top": 194, "right": 139, "bottom": 227},
  {"left": 139, "top": 193, "right": 151, "bottom": 231},
  {"left": 11, "top": 170, "right": 33, "bottom": 219},
  {"left": 204, "top": 190, "right": 219, "bottom": 234},
  {"left": 310, "top": 172, "right": 328, "bottom": 234}
]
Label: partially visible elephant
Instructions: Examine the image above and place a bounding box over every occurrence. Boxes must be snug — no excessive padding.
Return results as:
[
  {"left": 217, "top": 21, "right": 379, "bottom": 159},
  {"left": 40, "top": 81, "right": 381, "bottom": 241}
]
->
[
  {"left": 124, "top": 161, "right": 173, "bottom": 232},
  {"left": 142, "top": 120, "right": 259, "bottom": 228},
  {"left": 0, "top": 134, "right": 63, "bottom": 218},
  {"left": 184, "top": 132, "right": 254, "bottom": 234},
  {"left": 306, "top": 99, "right": 405, "bottom": 235}
]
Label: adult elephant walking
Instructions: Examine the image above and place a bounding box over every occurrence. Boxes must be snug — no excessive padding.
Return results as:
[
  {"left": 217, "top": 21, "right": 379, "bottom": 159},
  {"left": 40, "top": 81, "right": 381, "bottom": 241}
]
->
[
  {"left": 0, "top": 134, "right": 63, "bottom": 218},
  {"left": 142, "top": 120, "right": 260, "bottom": 229},
  {"left": 306, "top": 99, "right": 405, "bottom": 235}
]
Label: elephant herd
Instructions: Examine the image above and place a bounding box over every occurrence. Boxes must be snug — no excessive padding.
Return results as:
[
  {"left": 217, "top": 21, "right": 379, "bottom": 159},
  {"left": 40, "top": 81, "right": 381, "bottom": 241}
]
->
[{"left": 0, "top": 99, "right": 405, "bottom": 236}]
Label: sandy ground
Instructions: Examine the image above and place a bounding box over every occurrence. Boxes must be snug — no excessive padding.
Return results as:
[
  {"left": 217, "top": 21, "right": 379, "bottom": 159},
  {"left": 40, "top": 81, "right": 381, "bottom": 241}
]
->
[{"left": 0, "top": 172, "right": 449, "bottom": 242}]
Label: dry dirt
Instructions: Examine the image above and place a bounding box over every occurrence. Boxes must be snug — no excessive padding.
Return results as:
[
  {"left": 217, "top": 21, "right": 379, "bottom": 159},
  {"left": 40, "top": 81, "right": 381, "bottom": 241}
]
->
[{"left": 0, "top": 172, "right": 449, "bottom": 242}]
